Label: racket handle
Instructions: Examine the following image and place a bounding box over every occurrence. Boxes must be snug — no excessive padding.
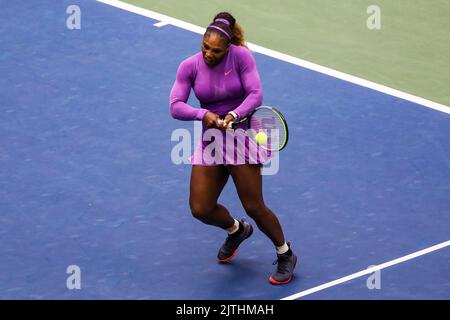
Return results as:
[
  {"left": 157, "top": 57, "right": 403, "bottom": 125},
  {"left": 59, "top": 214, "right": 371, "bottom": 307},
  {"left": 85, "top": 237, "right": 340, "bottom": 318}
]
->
[{"left": 227, "top": 121, "right": 234, "bottom": 129}]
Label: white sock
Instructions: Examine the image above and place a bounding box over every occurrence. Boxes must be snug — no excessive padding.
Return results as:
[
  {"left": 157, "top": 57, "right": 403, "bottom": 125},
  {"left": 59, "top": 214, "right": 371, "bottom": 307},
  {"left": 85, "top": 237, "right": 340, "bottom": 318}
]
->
[
  {"left": 276, "top": 242, "right": 289, "bottom": 255},
  {"left": 226, "top": 219, "right": 240, "bottom": 234}
]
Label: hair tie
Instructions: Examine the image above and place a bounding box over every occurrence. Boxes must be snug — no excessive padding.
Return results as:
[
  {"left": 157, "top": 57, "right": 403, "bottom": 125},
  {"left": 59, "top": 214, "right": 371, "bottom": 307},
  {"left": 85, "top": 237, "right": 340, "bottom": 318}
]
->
[
  {"left": 207, "top": 25, "right": 231, "bottom": 40},
  {"left": 214, "top": 18, "right": 230, "bottom": 26}
]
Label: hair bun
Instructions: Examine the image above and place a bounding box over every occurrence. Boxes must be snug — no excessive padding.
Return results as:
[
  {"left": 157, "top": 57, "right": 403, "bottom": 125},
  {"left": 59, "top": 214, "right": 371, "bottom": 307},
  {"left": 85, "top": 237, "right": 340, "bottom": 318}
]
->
[
  {"left": 213, "top": 12, "right": 236, "bottom": 29},
  {"left": 208, "top": 12, "right": 247, "bottom": 48}
]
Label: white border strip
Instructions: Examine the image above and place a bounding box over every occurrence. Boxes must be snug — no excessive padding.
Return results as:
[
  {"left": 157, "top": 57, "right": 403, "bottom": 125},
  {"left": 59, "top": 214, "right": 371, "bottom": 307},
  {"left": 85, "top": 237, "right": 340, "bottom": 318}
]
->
[
  {"left": 97, "top": 0, "right": 206, "bottom": 33},
  {"left": 96, "top": 0, "right": 450, "bottom": 115},
  {"left": 281, "top": 240, "right": 450, "bottom": 300},
  {"left": 154, "top": 21, "right": 170, "bottom": 28}
]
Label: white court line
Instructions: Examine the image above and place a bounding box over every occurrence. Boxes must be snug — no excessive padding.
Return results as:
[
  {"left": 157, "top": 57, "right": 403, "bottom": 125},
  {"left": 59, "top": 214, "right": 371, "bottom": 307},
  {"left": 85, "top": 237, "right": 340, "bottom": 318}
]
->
[
  {"left": 96, "top": 0, "right": 450, "bottom": 115},
  {"left": 281, "top": 240, "right": 450, "bottom": 300},
  {"left": 153, "top": 21, "right": 169, "bottom": 27}
]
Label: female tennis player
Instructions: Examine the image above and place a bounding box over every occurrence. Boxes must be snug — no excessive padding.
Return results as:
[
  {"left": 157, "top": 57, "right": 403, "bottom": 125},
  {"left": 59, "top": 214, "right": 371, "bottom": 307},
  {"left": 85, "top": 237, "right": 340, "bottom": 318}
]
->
[{"left": 169, "top": 12, "right": 297, "bottom": 285}]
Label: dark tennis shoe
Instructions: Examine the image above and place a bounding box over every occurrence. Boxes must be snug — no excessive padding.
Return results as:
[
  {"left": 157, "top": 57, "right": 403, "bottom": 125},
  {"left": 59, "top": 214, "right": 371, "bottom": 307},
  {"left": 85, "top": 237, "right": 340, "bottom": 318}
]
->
[
  {"left": 218, "top": 218, "right": 253, "bottom": 263},
  {"left": 269, "top": 242, "right": 297, "bottom": 285}
]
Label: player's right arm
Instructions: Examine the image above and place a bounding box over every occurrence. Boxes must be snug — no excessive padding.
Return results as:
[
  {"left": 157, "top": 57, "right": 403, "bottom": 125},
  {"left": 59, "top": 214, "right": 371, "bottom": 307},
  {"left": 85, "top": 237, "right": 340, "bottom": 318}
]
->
[{"left": 169, "top": 59, "right": 209, "bottom": 121}]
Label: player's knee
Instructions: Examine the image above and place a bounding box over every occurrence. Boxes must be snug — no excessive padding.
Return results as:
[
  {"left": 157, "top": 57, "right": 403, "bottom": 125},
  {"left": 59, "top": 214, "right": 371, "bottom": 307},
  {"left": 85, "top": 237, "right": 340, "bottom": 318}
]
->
[
  {"left": 243, "top": 202, "right": 266, "bottom": 219},
  {"left": 189, "top": 200, "right": 215, "bottom": 221}
]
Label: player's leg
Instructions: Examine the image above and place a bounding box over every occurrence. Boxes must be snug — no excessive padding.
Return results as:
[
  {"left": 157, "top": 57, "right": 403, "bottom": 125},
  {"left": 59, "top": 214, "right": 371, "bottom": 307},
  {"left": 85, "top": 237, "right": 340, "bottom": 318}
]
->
[
  {"left": 189, "top": 165, "right": 233, "bottom": 229},
  {"left": 227, "top": 163, "right": 297, "bottom": 284},
  {"left": 189, "top": 165, "right": 254, "bottom": 262},
  {"left": 226, "top": 164, "right": 285, "bottom": 246}
]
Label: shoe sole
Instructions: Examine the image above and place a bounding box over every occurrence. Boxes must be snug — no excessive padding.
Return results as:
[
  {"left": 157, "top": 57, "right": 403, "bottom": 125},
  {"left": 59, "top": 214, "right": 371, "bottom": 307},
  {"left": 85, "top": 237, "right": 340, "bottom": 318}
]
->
[
  {"left": 218, "top": 224, "right": 253, "bottom": 263},
  {"left": 268, "top": 256, "right": 298, "bottom": 285},
  {"left": 218, "top": 248, "right": 238, "bottom": 263},
  {"left": 269, "top": 276, "right": 292, "bottom": 285}
]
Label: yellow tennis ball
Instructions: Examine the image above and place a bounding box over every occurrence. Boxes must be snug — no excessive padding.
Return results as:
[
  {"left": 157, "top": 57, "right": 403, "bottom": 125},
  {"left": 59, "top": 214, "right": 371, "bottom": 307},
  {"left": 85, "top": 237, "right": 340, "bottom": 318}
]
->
[{"left": 255, "top": 132, "right": 268, "bottom": 145}]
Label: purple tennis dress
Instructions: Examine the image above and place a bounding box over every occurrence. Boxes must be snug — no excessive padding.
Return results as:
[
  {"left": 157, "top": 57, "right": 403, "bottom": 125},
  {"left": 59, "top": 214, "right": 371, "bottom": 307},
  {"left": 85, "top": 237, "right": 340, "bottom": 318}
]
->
[{"left": 169, "top": 44, "right": 272, "bottom": 166}]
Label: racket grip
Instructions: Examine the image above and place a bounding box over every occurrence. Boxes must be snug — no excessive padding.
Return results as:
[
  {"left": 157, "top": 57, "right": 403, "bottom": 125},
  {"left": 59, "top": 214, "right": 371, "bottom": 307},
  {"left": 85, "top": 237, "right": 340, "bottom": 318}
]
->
[{"left": 227, "top": 121, "right": 234, "bottom": 129}]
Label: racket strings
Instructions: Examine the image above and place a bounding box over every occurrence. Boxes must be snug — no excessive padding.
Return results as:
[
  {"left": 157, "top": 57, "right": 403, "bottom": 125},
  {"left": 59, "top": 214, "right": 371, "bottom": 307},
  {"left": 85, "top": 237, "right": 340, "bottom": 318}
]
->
[{"left": 250, "top": 108, "right": 286, "bottom": 151}]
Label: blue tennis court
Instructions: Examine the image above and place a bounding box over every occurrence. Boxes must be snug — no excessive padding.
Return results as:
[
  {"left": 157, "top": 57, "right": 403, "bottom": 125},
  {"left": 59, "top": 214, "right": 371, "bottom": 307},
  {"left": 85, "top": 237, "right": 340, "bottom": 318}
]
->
[{"left": 0, "top": 0, "right": 449, "bottom": 300}]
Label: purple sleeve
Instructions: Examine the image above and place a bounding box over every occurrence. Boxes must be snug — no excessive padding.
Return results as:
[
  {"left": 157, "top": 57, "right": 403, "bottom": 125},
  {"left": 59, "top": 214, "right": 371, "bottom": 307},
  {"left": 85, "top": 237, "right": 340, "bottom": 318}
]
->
[
  {"left": 231, "top": 48, "right": 263, "bottom": 120},
  {"left": 169, "top": 59, "right": 209, "bottom": 121}
]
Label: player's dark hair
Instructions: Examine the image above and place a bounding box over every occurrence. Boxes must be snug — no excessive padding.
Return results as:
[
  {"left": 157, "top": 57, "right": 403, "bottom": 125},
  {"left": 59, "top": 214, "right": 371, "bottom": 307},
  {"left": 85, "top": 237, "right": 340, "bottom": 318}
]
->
[{"left": 205, "top": 12, "right": 248, "bottom": 48}]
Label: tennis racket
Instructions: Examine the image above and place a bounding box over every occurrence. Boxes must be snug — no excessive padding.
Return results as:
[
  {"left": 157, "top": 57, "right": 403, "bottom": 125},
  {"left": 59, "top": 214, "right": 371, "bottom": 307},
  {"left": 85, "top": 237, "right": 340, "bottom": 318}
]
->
[{"left": 226, "top": 106, "right": 289, "bottom": 152}]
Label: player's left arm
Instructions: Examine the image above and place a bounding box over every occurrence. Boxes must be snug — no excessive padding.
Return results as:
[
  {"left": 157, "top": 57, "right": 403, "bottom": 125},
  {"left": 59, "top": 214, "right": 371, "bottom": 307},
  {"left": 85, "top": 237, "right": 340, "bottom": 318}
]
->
[{"left": 229, "top": 48, "right": 263, "bottom": 121}]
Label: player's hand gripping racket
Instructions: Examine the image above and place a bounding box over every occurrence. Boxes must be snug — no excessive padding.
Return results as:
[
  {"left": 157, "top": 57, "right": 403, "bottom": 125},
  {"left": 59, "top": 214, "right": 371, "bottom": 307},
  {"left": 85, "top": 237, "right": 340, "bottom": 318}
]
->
[{"left": 227, "top": 106, "right": 289, "bottom": 152}]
